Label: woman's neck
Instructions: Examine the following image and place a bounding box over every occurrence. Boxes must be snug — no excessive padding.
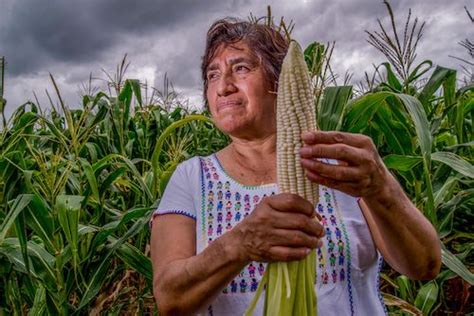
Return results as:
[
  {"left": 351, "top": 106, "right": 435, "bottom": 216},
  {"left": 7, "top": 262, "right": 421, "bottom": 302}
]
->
[
  {"left": 231, "top": 133, "right": 276, "bottom": 160},
  {"left": 216, "top": 133, "right": 277, "bottom": 185}
]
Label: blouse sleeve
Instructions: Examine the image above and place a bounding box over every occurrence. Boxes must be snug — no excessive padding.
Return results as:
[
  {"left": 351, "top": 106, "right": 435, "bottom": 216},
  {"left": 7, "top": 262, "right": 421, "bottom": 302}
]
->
[{"left": 150, "top": 162, "right": 197, "bottom": 226}]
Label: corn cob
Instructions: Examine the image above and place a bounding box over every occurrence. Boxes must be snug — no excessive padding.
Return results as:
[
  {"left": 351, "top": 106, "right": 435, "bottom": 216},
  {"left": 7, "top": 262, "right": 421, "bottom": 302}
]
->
[{"left": 245, "top": 40, "right": 319, "bottom": 315}]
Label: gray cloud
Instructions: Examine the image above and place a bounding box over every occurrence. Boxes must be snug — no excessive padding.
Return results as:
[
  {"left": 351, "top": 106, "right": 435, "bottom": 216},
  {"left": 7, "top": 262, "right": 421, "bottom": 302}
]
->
[
  {"left": 1, "top": 0, "right": 233, "bottom": 76},
  {"left": 1, "top": 0, "right": 472, "bottom": 118}
]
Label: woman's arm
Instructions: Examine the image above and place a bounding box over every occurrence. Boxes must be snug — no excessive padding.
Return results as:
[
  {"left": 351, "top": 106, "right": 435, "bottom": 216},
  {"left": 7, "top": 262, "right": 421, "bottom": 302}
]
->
[
  {"left": 151, "top": 194, "right": 324, "bottom": 315},
  {"left": 299, "top": 130, "right": 441, "bottom": 280},
  {"left": 358, "top": 174, "right": 441, "bottom": 280},
  {"left": 151, "top": 214, "right": 247, "bottom": 315}
]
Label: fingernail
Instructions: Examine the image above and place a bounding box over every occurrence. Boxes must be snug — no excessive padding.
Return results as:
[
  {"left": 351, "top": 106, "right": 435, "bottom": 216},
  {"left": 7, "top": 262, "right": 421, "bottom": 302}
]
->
[
  {"left": 305, "top": 248, "right": 311, "bottom": 254},
  {"left": 301, "top": 131, "right": 313, "bottom": 140}
]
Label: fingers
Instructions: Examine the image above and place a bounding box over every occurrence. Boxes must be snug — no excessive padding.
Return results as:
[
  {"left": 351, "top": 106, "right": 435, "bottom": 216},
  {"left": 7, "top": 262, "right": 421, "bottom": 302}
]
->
[
  {"left": 266, "top": 193, "right": 315, "bottom": 217},
  {"left": 244, "top": 194, "right": 325, "bottom": 263},
  {"left": 301, "top": 131, "right": 373, "bottom": 149},
  {"left": 271, "top": 212, "right": 325, "bottom": 238},
  {"left": 267, "top": 246, "right": 313, "bottom": 262},
  {"left": 300, "top": 158, "right": 362, "bottom": 181},
  {"left": 299, "top": 143, "right": 365, "bottom": 165},
  {"left": 305, "top": 170, "right": 362, "bottom": 197},
  {"left": 272, "top": 229, "right": 323, "bottom": 248}
]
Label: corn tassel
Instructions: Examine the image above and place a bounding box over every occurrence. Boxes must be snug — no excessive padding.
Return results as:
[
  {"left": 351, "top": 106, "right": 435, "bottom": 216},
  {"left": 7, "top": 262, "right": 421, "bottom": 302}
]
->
[{"left": 245, "top": 40, "right": 319, "bottom": 315}]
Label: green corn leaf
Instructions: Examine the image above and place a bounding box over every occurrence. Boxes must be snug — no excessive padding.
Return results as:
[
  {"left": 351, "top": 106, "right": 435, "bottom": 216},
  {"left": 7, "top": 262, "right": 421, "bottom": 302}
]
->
[
  {"left": 118, "top": 80, "right": 133, "bottom": 132},
  {"left": 433, "top": 176, "right": 459, "bottom": 208},
  {"left": 441, "top": 244, "right": 474, "bottom": 285},
  {"left": 318, "top": 86, "right": 352, "bottom": 131},
  {"left": 84, "top": 142, "right": 99, "bottom": 162},
  {"left": 383, "top": 155, "right": 422, "bottom": 172},
  {"left": 304, "top": 42, "right": 325, "bottom": 77},
  {"left": 25, "top": 241, "right": 57, "bottom": 290},
  {"left": 382, "top": 293, "right": 422, "bottom": 315},
  {"left": 396, "top": 275, "right": 414, "bottom": 302},
  {"left": 100, "top": 166, "right": 127, "bottom": 196},
  {"left": 43, "top": 117, "right": 69, "bottom": 149},
  {"left": 12, "top": 111, "right": 37, "bottom": 133},
  {"left": 395, "top": 94, "right": 432, "bottom": 160},
  {"left": 56, "top": 195, "right": 83, "bottom": 269},
  {"left": 25, "top": 194, "right": 56, "bottom": 252},
  {"left": 151, "top": 114, "right": 212, "bottom": 196},
  {"left": 119, "top": 156, "right": 153, "bottom": 201},
  {"left": 442, "top": 67, "right": 457, "bottom": 109},
  {"left": 14, "top": 210, "right": 29, "bottom": 274},
  {"left": 80, "top": 158, "right": 100, "bottom": 202},
  {"left": 77, "top": 102, "right": 108, "bottom": 145},
  {"left": 373, "top": 106, "right": 411, "bottom": 155},
  {"left": 78, "top": 224, "right": 98, "bottom": 235},
  {"left": 0, "top": 240, "right": 33, "bottom": 275},
  {"left": 77, "top": 254, "right": 112, "bottom": 310},
  {"left": 437, "top": 189, "right": 474, "bottom": 219},
  {"left": 79, "top": 213, "right": 149, "bottom": 309},
  {"left": 406, "top": 60, "right": 432, "bottom": 85},
  {"left": 159, "top": 162, "right": 178, "bottom": 195},
  {"left": 414, "top": 281, "right": 439, "bottom": 315},
  {"left": 438, "top": 207, "right": 454, "bottom": 239},
  {"left": 29, "top": 285, "right": 46, "bottom": 315},
  {"left": 381, "top": 62, "right": 402, "bottom": 92},
  {"left": 115, "top": 242, "right": 152, "bottom": 281},
  {"left": 91, "top": 153, "right": 153, "bottom": 201},
  {"left": 432, "top": 151, "right": 474, "bottom": 179},
  {"left": 0, "top": 194, "right": 33, "bottom": 244},
  {"left": 129, "top": 79, "right": 143, "bottom": 107},
  {"left": 1, "top": 238, "right": 57, "bottom": 293},
  {"left": 418, "top": 66, "right": 457, "bottom": 114},
  {"left": 344, "top": 92, "right": 391, "bottom": 132}
]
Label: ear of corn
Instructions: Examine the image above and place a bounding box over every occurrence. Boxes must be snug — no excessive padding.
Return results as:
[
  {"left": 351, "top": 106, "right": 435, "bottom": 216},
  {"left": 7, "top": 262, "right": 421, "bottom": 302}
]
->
[{"left": 245, "top": 40, "right": 319, "bottom": 315}]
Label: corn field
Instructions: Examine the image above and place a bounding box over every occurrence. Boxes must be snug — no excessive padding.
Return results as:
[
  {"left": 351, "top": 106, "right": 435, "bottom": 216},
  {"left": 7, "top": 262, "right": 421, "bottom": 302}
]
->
[{"left": 1, "top": 4, "right": 473, "bottom": 315}]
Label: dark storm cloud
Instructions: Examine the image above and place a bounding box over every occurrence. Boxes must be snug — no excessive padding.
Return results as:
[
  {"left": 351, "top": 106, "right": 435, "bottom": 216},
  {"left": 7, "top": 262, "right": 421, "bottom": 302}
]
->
[
  {"left": 1, "top": 0, "right": 472, "bottom": 117},
  {"left": 1, "top": 0, "right": 230, "bottom": 76}
]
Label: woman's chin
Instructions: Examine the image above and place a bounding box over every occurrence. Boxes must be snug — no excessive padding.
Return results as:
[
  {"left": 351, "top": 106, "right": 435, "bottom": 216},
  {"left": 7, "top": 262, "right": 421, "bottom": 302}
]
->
[{"left": 214, "top": 119, "right": 249, "bottom": 136}]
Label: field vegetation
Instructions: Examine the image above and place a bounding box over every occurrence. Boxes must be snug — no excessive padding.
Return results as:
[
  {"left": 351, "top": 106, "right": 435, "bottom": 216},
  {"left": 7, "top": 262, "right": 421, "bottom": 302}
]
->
[{"left": 0, "top": 2, "right": 472, "bottom": 315}]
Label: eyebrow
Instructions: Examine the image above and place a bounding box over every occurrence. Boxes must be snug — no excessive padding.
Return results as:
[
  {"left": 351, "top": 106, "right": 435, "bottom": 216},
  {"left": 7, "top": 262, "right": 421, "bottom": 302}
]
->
[{"left": 207, "top": 57, "right": 257, "bottom": 73}]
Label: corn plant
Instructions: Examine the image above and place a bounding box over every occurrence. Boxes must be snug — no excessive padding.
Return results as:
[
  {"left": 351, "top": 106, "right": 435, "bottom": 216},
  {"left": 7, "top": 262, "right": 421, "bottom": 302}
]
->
[
  {"left": 309, "top": 3, "right": 473, "bottom": 314},
  {"left": 0, "top": 63, "right": 226, "bottom": 314}
]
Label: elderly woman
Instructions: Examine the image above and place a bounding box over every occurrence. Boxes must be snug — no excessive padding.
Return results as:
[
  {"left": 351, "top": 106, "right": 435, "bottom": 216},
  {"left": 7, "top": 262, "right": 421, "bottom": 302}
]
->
[{"left": 150, "top": 18, "right": 441, "bottom": 315}]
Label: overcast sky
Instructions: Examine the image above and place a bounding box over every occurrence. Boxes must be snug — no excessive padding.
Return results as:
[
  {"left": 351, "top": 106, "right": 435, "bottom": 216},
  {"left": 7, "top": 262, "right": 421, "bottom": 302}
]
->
[{"left": 1, "top": 0, "right": 472, "bottom": 119}]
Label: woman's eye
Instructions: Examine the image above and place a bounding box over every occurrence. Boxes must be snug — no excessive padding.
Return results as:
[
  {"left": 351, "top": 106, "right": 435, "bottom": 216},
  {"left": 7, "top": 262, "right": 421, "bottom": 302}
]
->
[
  {"left": 235, "top": 65, "right": 250, "bottom": 72},
  {"left": 207, "top": 72, "right": 219, "bottom": 80}
]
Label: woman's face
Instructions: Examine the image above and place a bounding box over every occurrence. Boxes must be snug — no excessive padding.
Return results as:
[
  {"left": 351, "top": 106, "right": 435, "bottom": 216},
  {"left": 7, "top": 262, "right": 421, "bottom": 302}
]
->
[{"left": 205, "top": 41, "right": 277, "bottom": 139}]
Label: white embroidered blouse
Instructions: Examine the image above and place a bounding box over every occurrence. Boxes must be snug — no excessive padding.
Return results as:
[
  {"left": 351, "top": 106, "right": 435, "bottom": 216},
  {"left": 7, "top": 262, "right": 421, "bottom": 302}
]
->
[{"left": 152, "top": 154, "right": 388, "bottom": 316}]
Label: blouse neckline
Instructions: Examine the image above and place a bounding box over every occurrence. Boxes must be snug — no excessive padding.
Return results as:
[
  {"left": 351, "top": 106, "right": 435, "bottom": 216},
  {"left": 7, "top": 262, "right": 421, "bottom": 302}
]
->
[{"left": 210, "top": 153, "right": 278, "bottom": 190}]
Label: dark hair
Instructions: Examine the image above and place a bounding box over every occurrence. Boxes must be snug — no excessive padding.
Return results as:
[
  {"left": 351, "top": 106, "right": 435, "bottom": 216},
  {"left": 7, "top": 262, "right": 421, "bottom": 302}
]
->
[{"left": 201, "top": 17, "right": 289, "bottom": 106}]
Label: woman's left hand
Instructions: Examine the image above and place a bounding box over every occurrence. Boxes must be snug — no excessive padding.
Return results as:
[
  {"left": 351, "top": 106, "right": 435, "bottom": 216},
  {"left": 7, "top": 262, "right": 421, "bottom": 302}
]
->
[
  {"left": 299, "top": 130, "right": 392, "bottom": 198},
  {"left": 299, "top": 130, "right": 442, "bottom": 280}
]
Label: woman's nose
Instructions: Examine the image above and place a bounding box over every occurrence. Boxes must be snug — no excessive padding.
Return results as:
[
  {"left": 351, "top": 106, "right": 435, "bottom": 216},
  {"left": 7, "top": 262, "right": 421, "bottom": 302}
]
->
[{"left": 217, "top": 73, "right": 237, "bottom": 97}]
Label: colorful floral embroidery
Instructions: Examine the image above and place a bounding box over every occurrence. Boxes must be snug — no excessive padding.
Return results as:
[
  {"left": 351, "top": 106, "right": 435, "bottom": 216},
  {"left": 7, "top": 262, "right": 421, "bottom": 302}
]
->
[
  {"left": 200, "top": 155, "right": 353, "bottom": 296},
  {"left": 314, "top": 185, "right": 350, "bottom": 285},
  {"left": 331, "top": 186, "right": 355, "bottom": 315}
]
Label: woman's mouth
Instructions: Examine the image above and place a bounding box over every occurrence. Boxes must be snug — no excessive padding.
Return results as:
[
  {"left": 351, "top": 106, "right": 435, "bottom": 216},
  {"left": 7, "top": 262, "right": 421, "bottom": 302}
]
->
[{"left": 217, "top": 100, "right": 243, "bottom": 112}]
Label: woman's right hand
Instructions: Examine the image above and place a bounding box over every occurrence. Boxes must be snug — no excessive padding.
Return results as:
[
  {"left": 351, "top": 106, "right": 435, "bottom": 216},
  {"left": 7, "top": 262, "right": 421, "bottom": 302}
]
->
[{"left": 231, "top": 193, "right": 325, "bottom": 263}]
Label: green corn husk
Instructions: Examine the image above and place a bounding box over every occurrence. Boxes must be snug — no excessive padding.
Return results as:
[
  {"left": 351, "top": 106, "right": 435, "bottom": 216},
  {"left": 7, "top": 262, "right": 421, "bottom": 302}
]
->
[{"left": 245, "top": 251, "right": 317, "bottom": 315}]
